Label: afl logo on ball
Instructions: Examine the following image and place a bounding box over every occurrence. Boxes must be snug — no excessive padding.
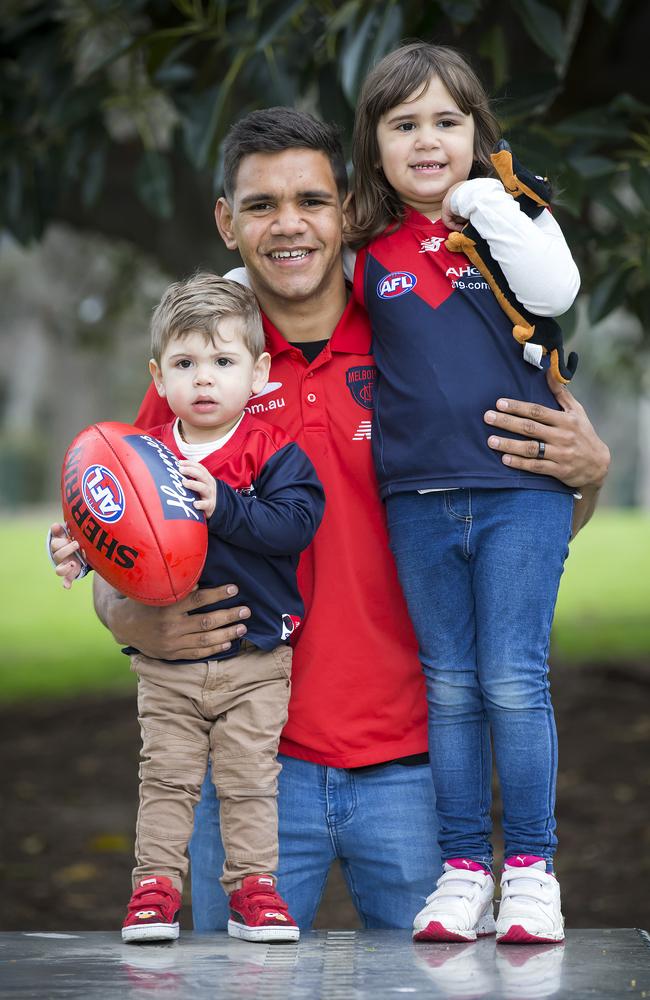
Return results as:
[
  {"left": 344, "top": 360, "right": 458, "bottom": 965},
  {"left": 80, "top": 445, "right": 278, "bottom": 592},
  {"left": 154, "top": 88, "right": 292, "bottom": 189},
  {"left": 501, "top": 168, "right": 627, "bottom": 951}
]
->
[
  {"left": 377, "top": 271, "right": 417, "bottom": 299},
  {"left": 81, "top": 465, "right": 125, "bottom": 523}
]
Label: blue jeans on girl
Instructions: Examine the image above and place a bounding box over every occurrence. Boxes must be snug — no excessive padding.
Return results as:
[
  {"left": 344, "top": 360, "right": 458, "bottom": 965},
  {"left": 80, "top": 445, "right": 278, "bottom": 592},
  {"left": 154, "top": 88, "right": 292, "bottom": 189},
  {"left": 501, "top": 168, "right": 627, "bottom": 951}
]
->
[{"left": 385, "top": 487, "right": 573, "bottom": 869}]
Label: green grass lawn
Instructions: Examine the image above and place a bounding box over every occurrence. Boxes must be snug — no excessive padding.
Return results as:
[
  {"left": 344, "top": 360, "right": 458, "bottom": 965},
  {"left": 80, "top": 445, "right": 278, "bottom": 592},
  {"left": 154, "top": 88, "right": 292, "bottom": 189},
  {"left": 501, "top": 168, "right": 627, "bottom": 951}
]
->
[
  {"left": 552, "top": 508, "right": 650, "bottom": 662},
  {"left": 1, "top": 507, "right": 648, "bottom": 703},
  {"left": 1, "top": 510, "right": 134, "bottom": 702}
]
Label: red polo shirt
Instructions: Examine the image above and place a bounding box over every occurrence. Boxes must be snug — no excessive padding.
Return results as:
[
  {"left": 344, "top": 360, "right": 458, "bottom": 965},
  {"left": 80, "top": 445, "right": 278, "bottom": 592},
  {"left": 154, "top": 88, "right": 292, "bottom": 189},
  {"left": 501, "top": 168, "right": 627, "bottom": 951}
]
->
[{"left": 135, "top": 297, "right": 427, "bottom": 767}]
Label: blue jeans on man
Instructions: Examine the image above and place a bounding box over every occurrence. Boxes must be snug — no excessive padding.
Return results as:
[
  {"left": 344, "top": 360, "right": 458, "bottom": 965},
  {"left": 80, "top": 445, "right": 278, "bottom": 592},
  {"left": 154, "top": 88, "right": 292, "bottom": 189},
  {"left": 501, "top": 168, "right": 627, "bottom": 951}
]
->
[{"left": 189, "top": 755, "right": 440, "bottom": 929}]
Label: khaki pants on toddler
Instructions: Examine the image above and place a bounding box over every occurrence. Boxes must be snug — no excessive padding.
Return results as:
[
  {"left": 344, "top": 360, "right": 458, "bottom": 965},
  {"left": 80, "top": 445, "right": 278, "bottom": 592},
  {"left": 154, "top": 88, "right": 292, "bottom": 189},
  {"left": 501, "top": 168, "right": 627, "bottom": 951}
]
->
[{"left": 130, "top": 641, "right": 292, "bottom": 895}]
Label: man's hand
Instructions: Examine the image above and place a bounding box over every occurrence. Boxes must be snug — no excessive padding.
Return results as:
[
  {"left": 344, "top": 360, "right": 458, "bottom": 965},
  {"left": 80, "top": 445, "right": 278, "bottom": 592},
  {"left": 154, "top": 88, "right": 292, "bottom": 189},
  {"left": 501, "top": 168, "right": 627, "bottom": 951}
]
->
[
  {"left": 94, "top": 576, "right": 251, "bottom": 660},
  {"left": 178, "top": 461, "right": 217, "bottom": 519},
  {"left": 484, "top": 372, "right": 610, "bottom": 534},
  {"left": 484, "top": 373, "right": 610, "bottom": 488},
  {"left": 50, "top": 522, "right": 85, "bottom": 589}
]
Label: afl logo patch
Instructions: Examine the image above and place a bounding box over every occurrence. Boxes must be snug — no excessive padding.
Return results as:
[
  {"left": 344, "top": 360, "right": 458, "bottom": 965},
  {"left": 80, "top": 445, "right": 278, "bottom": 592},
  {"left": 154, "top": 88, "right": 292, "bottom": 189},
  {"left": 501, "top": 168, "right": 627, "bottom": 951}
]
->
[
  {"left": 82, "top": 465, "right": 125, "bottom": 523},
  {"left": 346, "top": 365, "right": 377, "bottom": 410},
  {"left": 377, "top": 271, "right": 417, "bottom": 299}
]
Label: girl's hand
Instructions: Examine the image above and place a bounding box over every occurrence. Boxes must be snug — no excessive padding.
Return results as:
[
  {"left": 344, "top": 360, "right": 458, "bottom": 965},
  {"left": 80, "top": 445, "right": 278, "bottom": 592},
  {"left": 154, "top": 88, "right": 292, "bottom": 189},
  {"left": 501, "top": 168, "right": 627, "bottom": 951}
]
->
[
  {"left": 178, "top": 461, "right": 217, "bottom": 518},
  {"left": 441, "top": 182, "right": 468, "bottom": 232},
  {"left": 50, "top": 522, "right": 84, "bottom": 589}
]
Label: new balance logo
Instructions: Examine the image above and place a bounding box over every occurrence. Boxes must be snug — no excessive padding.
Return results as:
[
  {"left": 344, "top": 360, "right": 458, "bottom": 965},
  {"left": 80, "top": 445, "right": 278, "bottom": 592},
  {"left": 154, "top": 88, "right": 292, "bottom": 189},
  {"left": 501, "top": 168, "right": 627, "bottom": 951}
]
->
[
  {"left": 419, "top": 236, "right": 445, "bottom": 253},
  {"left": 352, "top": 420, "right": 372, "bottom": 441}
]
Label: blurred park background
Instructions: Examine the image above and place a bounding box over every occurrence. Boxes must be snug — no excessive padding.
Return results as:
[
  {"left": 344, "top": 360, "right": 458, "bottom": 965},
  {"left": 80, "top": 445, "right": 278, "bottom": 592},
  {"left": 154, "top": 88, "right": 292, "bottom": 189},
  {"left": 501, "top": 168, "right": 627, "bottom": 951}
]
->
[{"left": 1, "top": 0, "right": 649, "bottom": 932}]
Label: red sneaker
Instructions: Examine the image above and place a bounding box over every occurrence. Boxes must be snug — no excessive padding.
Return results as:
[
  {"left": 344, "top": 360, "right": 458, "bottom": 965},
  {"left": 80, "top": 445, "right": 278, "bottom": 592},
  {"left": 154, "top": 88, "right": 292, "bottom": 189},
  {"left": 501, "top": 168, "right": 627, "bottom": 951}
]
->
[
  {"left": 228, "top": 875, "right": 300, "bottom": 942},
  {"left": 122, "top": 876, "right": 182, "bottom": 943}
]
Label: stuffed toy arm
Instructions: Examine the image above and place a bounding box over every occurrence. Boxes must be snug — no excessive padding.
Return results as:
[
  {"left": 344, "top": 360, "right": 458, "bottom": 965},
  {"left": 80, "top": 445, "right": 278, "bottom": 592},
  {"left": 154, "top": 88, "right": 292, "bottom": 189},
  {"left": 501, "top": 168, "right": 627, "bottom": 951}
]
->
[
  {"left": 451, "top": 178, "right": 580, "bottom": 316},
  {"left": 445, "top": 140, "right": 579, "bottom": 383}
]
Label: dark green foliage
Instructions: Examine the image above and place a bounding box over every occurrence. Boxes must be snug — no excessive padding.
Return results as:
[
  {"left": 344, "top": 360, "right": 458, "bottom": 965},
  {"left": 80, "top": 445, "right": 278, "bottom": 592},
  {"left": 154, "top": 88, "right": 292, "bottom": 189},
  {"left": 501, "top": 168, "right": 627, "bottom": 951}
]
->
[{"left": 1, "top": 0, "right": 649, "bottom": 351}]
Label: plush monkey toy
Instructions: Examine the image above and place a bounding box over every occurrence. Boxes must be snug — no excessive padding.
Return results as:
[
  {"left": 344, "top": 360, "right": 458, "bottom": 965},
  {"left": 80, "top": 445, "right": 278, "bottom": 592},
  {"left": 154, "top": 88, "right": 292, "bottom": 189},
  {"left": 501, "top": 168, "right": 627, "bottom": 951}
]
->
[{"left": 445, "top": 139, "right": 578, "bottom": 384}]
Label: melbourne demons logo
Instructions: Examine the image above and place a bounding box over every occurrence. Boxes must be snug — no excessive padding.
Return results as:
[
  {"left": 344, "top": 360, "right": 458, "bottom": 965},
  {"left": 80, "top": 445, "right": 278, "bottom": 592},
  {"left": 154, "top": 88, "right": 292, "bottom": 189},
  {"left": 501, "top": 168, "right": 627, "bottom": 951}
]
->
[
  {"left": 346, "top": 365, "right": 377, "bottom": 410},
  {"left": 281, "top": 614, "right": 302, "bottom": 640},
  {"left": 377, "top": 271, "right": 417, "bottom": 299},
  {"left": 81, "top": 465, "right": 125, "bottom": 523}
]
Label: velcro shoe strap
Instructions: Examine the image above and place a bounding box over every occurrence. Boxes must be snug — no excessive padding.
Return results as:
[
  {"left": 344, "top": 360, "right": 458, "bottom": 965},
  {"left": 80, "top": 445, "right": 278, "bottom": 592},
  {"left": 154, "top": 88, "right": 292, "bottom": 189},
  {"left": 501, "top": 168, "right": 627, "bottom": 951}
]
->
[
  {"left": 435, "top": 869, "right": 487, "bottom": 898},
  {"left": 501, "top": 869, "right": 553, "bottom": 898},
  {"left": 128, "top": 882, "right": 178, "bottom": 915}
]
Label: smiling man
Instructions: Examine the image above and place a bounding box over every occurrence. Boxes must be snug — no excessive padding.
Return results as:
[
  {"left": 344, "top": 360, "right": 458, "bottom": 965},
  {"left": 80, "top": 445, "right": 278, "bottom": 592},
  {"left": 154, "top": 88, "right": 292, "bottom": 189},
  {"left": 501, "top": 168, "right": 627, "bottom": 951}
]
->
[{"left": 88, "top": 107, "right": 609, "bottom": 931}]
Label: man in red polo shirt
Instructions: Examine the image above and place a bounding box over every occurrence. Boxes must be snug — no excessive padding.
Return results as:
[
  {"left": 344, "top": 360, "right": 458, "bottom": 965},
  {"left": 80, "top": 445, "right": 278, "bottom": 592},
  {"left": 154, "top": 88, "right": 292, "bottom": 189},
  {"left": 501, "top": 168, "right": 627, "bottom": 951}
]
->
[{"left": 55, "top": 108, "right": 609, "bottom": 930}]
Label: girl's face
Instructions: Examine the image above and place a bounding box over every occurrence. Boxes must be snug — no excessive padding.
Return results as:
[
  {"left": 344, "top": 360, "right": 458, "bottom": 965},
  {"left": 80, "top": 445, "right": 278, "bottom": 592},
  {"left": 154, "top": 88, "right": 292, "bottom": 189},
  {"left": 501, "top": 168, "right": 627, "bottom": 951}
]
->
[{"left": 376, "top": 74, "right": 475, "bottom": 221}]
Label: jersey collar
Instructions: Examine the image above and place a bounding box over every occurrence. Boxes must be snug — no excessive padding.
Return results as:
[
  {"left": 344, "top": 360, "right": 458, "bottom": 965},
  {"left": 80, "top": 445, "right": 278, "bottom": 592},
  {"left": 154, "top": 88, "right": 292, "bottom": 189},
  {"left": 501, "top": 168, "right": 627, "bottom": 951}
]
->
[
  {"left": 403, "top": 204, "right": 447, "bottom": 232},
  {"left": 262, "top": 294, "right": 371, "bottom": 358}
]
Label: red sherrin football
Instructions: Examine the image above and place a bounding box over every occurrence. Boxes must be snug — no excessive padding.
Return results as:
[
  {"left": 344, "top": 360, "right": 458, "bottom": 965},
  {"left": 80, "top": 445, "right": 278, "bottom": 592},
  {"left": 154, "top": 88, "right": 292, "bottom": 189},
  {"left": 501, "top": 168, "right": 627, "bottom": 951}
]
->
[{"left": 61, "top": 422, "right": 207, "bottom": 605}]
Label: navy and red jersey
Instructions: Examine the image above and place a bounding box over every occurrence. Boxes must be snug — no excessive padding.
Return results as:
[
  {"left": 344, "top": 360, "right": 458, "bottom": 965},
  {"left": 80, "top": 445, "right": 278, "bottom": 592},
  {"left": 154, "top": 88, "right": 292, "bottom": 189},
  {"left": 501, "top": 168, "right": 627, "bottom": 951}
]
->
[
  {"left": 136, "top": 298, "right": 430, "bottom": 768},
  {"left": 146, "top": 415, "right": 324, "bottom": 660},
  {"left": 353, "top": 207, "right": 573, "bottom": 499}
]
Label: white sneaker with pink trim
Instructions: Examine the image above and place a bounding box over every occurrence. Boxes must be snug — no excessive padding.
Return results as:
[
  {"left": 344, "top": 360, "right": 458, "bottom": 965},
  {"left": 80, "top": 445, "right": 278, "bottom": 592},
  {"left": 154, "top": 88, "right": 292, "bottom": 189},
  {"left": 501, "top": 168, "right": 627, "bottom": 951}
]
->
[
  {"left": 496, "top": 856, "right": 565, "bottom": 944},
  {"left": 412, "top": 859, "right": 496, "bottom": 942}
]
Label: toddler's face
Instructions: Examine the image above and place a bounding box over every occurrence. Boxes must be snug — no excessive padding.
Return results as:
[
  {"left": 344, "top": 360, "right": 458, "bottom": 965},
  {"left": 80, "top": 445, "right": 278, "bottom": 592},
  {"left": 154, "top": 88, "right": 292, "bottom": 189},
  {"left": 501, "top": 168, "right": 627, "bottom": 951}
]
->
[
  {"left": 376, "top": 74, "right": 475, "bottom": 221},
  {"left": 150, "top": 319, "right": 270, "bottom": 443}
]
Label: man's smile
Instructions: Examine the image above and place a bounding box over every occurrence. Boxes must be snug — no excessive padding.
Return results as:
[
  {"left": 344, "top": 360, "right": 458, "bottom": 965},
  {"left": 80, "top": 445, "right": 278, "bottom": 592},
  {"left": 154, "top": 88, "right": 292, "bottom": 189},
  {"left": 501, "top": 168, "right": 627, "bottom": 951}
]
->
[{"left": 266, "top": 247, "right": 316, "bottom": 264}]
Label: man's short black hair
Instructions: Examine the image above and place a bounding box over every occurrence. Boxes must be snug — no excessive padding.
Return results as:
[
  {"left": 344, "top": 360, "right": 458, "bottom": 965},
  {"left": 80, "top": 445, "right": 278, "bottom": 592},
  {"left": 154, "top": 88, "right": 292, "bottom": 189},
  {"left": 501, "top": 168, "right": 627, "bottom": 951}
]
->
[{"left": 222, "top": 107, "right": 348, "bottom": 202}]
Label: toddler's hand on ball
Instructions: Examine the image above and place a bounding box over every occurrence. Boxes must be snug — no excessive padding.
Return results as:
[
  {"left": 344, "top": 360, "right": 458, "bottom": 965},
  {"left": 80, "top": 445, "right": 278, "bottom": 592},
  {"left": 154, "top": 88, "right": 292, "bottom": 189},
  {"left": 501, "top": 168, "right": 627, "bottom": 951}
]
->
[
  {"left": 178, "top": 461, "right": 216, "bottom": 518},
  {"left": 50, "top": 522, "right": 84, "bottom": 589}
]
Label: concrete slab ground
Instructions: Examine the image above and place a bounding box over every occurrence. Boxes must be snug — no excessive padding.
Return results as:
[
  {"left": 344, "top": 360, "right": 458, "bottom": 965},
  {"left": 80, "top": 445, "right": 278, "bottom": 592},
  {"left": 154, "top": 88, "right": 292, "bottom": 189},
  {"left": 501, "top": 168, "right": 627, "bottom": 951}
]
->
[{"left": 1, "top": 928, "right": 649, "bottom": 999}]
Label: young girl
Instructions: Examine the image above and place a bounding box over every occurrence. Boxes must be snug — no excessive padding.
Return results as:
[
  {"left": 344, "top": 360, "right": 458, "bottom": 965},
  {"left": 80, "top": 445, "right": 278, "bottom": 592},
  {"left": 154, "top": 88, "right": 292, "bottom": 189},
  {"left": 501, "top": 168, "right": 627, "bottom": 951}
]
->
[{"left": 350, "top": 43, "right": 580, "bottom": 945}]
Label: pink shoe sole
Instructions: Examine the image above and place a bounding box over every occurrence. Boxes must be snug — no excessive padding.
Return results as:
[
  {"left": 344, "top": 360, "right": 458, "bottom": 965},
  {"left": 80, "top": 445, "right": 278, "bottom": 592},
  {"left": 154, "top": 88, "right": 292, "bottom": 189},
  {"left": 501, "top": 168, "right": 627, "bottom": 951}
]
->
[
  {"left": 497, "top": 924, "right": 564, "bottom": 945},
  {"left": 414, "top": 921, "right": 496, "bottom": 943}
]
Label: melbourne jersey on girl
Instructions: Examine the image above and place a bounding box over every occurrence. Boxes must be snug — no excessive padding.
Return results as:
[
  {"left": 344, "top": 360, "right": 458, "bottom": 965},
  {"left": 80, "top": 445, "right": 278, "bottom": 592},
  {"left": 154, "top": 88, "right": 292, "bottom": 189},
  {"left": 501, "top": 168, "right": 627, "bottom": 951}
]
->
[{"left": 353, "top": 206, "right": 573, "bottom": 499}]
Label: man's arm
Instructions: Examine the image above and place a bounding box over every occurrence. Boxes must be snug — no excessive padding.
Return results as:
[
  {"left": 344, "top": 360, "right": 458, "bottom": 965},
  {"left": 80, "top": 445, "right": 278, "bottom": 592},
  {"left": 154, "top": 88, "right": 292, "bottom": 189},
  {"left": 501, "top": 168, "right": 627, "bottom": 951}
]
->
[
  {"left": 93, "top": 575, "right": 251, "bottom": 661},
  {"left": 50, "top": 521, "right": 252, "bottom": 659},
  {"left": 484, "top": 374, "right": 610, "bottom": 537}
]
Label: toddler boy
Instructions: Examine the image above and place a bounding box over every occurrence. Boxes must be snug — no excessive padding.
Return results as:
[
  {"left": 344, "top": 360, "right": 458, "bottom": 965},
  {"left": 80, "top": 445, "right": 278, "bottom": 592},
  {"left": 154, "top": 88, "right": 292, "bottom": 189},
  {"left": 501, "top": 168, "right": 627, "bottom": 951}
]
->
[{"left": 57, "top": 273, "right": 325, "bottom": 943}]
